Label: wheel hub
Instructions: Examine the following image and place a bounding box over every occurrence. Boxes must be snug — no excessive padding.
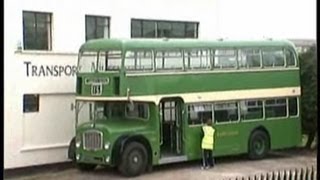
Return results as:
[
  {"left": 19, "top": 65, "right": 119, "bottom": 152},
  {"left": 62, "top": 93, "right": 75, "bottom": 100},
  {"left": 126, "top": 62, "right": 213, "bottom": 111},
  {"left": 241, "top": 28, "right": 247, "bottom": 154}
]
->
[{"left": 133, "top": 156, "right": 139, "bottom": 163}]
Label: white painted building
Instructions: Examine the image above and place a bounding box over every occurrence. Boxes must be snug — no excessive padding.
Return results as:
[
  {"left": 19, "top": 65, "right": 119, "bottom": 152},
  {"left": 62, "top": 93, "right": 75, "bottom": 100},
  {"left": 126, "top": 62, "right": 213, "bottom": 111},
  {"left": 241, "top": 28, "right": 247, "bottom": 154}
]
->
[{"left": 4, "top": 0, "right": 315, "bottom": 169}]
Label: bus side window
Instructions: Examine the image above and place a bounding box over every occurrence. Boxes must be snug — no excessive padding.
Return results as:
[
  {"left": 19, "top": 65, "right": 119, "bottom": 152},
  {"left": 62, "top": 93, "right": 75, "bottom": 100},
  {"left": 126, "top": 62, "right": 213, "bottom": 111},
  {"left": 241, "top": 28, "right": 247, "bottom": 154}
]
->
[
  {"left": 188, "top": 103, "right": 212, "bottom": 125},
  {"left": 288, "top": 97, "right": 298, "bottom": 116},
  {"left": 285, "top": 49, "right": 296, "bottom": 67},
  {"left": 184, "top": 50, "right": 210, "bottom": 70},
  {"left": 262, "top": 49, "right": 285, "bottom": 68},
  {"left": 125, "top": 51, "right": 153, "bottom": 71},
  {"left": 214, "top": 49, "right": 237, "bottom": 69},
  {"left": 265, "top": 98, "right": 287, "bottom": 118},
  {"left": 238, "top": 49, "right": 261, "bottom": 68},
  {"left": 98, "top": 51, "right": 122, "bottom": 71},
  {"left": 156, "top": 51, "right": 183, "bottom": 71},
  {"left": 214, "top": 102, "right": 239, "bottom": 123}
]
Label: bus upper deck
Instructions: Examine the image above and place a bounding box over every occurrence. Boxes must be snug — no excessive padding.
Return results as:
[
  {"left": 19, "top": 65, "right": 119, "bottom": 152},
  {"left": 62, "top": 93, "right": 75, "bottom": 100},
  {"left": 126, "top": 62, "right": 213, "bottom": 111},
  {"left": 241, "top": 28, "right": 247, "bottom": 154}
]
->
[{"left": 76, "top": 38, "right": 300, "bottom": 100}]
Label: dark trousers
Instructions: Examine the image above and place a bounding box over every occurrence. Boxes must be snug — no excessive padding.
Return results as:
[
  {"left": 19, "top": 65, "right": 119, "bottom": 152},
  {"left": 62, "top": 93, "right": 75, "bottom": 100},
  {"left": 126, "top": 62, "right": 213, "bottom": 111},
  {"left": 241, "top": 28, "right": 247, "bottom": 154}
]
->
[{"left": 202, "top": 149, "right": 214, "bottom": 167}]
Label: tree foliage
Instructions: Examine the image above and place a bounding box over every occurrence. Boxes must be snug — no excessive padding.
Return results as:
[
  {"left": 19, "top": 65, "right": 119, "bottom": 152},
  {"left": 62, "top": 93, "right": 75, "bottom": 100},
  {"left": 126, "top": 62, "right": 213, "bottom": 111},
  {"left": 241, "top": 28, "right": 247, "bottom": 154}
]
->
[{"left": 299, "top": 45, "right": 317, "bottom": 149}]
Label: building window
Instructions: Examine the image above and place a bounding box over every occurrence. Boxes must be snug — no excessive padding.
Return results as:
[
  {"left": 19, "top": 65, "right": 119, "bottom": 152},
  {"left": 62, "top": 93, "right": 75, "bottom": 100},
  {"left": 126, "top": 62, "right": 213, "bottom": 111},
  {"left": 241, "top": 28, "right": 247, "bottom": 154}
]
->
[
  {"left": 85, "top": 15, "right": 110, "bottom": 41},
  {"left": 131, "top": 19, "right": 199, "bottom": 38},
  {"left": 23, "top": 11, "right": 52, "bottom": 50},
  {"left": 23, "top": 94, "right": 39, "bottom": 113}
]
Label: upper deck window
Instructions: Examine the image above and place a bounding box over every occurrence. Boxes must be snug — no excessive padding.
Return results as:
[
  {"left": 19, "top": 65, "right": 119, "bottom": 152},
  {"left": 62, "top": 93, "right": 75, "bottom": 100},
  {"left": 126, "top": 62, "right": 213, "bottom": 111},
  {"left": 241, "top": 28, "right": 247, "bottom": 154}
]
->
[
  {"left": 125, "top": 51, "right": 153, "bottom": 71},
  {"left": 78, "top": 51, "right": 121, "bottom": 73},
  {"left": 262, "top": 49, "right": 285, "bottom": 67},
  {"left": 156, "top": 51, "right": 183, "bottom": 70},
  {"left": 78, "top": 51, "right": 97, "bottom": 73},
  {"left": 285, "top": 49, "right": 296, "bottom": 66},
  {"left": 214, "top": 49, "right": 237, "bottom": 69},
  {"left": 98, "top": 51, "right": 122, "bottom": 71},
  {"left": 238, "top": 49, "right": 261, "bottom": 68},
  {"left": 184, "top": 50, "right": 211, "bottom": 70}
]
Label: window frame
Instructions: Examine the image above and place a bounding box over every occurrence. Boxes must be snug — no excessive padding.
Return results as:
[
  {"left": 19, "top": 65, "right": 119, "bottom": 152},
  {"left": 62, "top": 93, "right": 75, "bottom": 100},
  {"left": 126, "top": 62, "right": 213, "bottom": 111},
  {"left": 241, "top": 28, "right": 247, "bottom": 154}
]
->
[
  {"left": 288, "top": 96, "right": 300, "bottom": 117},
  {"left": 213, "top": 101, "right": 240, "bottom": 125},
  {"left": 261, "top": 48, "right": 286, "bottom": 68},
  {"left": 85, "top": 15, "right": 110, "bottom": 41},
  {"left": 264, "top": 97, "right": 288, "bottom": 120},
  {"left": 131, "top": 18, "right": 199, "bottom": 38},
  {"left": 124, "top": 102, "right": 150, "bottom": 120},
  {"left": 284, "top": 48, "right": 297, "bottom": 67},
  {"left": 213, "top": 48, "right": 238, "bottom": 70},
  {"left": 184, "top": 49, "right": 212, "bottom": 71},
  {"left": 187, "top": 103, "right": 213, "bottom": 126},
  {"left": 124, "top": 50, "right": 155, "bottom": 72},
  {"left": 97, "top": 50, "right": 122, "bottom": 71},
  {"left": 23, "top": 94, "right": 40, "bottom": 113},
  {"left": 239, "top": 99, "right": 264, "bottom": 122},
  {"left": 22, "top": 11, "right": 52, "bottom": 51},
  {"left": 237, "top": 48, "right": 263, "bottom": 69},
  {"left": 155, "top": 50, "right": 184, "bottom": 71}
]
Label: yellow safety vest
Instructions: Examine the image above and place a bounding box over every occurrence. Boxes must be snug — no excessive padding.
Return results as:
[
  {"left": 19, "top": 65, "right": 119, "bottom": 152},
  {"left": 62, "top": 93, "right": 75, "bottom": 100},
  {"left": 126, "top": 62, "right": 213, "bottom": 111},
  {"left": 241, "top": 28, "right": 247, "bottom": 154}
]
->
[{"left": 201, "top": 125, "right": 215, "bottom": 150}]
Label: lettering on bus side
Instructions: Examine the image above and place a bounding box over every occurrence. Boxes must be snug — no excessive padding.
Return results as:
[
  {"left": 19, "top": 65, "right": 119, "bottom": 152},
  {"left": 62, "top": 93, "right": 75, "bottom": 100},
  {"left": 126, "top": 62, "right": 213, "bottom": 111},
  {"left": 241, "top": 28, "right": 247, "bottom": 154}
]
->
[
  {"left": 217, "top": 131, "right": 239, "bottom": 137},
  {"left": 24, "top": 61, "right": 78, "bottom": 77}
]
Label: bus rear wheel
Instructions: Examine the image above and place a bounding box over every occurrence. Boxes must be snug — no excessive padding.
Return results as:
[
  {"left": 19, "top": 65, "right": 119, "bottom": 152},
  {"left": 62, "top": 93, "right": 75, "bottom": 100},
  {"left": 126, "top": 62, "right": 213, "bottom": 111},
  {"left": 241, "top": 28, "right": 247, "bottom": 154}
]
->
[
  {"left": 118, "top": 142, "right": 148, "bottom": 177},
  {"left": 248, "top": 130, "right": 269, "bottom": 160}
]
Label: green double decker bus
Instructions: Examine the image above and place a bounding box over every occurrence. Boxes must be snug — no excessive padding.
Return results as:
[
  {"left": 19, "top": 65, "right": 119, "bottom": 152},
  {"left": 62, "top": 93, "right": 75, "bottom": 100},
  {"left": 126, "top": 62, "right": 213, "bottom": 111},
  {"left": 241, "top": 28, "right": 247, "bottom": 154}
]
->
[{"left": 68, "top": 38, "right": 302, "bottom": 176}]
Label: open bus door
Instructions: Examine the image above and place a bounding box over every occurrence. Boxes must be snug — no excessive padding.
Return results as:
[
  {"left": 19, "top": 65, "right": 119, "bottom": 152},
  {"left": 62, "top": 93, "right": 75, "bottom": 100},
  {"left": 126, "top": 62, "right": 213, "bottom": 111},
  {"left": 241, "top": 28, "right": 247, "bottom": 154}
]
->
[{"left": 159, "top": 97, "right": 187, "bottom": 164}]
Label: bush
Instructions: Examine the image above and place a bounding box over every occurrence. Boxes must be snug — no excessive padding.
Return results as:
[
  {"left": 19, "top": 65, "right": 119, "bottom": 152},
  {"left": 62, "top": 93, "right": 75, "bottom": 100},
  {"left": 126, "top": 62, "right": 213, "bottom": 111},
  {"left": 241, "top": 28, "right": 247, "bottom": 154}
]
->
[{"left": 299, "top": 45, "right": 317, "bottom": 149}]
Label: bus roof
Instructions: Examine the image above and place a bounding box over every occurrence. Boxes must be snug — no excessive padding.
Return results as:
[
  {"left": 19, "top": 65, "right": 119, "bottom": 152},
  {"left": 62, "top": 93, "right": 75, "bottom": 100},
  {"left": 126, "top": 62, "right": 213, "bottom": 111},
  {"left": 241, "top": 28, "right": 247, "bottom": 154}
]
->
[{"left": 79, "top": 38, "right": 297, "bottom": 52}]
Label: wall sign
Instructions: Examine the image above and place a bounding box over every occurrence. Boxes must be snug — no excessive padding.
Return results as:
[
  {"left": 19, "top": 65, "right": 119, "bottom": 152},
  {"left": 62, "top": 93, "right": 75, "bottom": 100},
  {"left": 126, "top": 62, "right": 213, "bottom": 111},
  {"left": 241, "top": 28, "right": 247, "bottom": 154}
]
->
[{"left": 24, "top": 61, "right": 78, "bottom": 77}]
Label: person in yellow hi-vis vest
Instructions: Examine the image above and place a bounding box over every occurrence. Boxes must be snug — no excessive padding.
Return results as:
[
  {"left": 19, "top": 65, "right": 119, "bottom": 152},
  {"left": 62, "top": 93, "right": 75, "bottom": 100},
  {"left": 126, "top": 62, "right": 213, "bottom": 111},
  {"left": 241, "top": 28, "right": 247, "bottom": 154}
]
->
[{"left": 201, "top": 118, "right": 215, "bottom": 169}]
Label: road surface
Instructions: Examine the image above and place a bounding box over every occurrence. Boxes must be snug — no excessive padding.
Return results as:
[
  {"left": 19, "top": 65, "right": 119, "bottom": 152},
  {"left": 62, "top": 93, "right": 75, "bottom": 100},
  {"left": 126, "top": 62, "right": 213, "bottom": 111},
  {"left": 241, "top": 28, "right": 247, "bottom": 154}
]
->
[{"left": 4, "top": 148, "right": 316, "bottom": 180}]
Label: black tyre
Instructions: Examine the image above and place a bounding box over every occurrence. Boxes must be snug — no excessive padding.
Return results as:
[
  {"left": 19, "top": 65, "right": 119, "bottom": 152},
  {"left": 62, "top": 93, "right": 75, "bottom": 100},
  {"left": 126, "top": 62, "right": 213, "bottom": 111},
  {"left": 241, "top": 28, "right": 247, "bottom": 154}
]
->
[
  {"left": 68, "top": 137, "right": 76, "bottom": 161},
  {"left": 76, "top": 163, "right": 97, "bottom": 171},
  {"left": 118, "top": 142, "right": 148, "bottom": 177},
  {"left": 248, "top": 130, "right": 270, "bottom": 160}
]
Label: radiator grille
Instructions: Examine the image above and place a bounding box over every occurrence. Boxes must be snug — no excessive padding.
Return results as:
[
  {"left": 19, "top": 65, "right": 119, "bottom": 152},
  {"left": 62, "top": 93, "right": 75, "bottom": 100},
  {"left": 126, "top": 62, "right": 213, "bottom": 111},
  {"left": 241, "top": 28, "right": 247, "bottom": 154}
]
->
[{"left": 83, "top": 130, "right": 103, "bottom": 151}]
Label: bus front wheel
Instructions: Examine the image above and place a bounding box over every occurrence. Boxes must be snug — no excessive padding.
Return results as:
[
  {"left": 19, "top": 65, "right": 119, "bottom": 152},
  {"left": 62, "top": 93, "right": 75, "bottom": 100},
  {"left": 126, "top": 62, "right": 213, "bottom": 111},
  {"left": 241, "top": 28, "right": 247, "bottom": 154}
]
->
[
  {"left": 248, "top": 130, "right": 270, "bottom": 160},
  {"left": 118, "top": 142, "right": 148, "bottom": 177}
]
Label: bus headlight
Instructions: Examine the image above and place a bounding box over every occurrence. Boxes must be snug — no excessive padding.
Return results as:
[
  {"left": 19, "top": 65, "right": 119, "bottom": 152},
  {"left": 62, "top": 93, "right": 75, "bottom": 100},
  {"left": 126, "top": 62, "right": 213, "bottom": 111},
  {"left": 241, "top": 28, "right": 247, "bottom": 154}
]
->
[
  {"left": 76, "top": 153, "right": 80, "bottom": 160},
  {"left": 105, "top": 156, "right": 110, "bottom": 163},
  {"left": 75, "top": 136, "right": 81, "bottom": 148},
  {"left": 104, "top": 142, "right": 110, "bottom": 150}
]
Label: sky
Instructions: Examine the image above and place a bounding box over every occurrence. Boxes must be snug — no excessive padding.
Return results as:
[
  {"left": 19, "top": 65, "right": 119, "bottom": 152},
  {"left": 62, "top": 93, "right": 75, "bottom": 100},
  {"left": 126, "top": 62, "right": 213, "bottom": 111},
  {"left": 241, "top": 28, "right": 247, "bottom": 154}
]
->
[{"left": 216, "top": 0, "right": 316, "bottom": 40}]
